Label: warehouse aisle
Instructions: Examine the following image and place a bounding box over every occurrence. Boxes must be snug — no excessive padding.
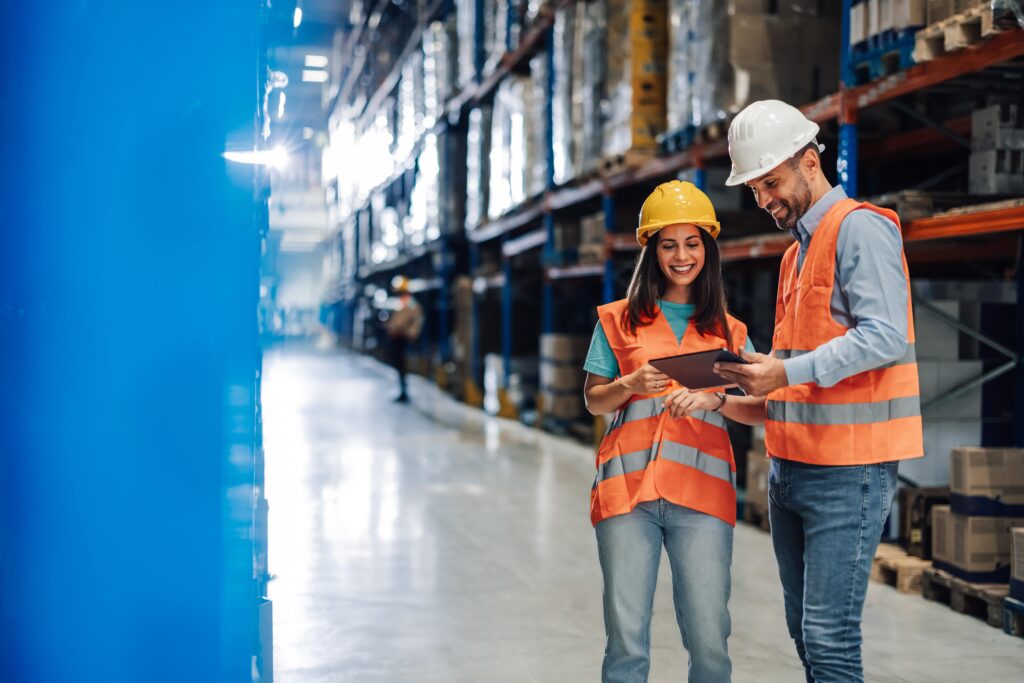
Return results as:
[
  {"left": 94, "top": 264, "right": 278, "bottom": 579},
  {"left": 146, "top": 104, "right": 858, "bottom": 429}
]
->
[{"left": 264, "top": 346, "right": 1024, "bottom": 683}]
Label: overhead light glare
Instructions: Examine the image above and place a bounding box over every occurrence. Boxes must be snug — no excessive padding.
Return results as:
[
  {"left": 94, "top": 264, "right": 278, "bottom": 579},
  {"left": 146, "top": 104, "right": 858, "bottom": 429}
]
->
[
  {"left": 302, "top": 127, "right": 314, "bottom": 140},
  {"left": 223, "top": 147, "right": 289, "bottom": 170},
  {"left": 302, "top": 70, "right": 329, "bottom": 83},
  {"left": 304, "top": 55, "right": 328, "bottom": 68},
  {"left": 293, "top": 7, "right": 302, "bottom": 28},
  {"left": 277, "top": 91, "right": 286, "bottom": 119}
]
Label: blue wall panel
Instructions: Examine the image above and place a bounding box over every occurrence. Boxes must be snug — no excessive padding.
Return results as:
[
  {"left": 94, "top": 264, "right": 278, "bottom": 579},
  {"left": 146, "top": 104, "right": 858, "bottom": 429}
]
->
[{"left": 0, "top": 2, "right": 262, "bottom": 681}]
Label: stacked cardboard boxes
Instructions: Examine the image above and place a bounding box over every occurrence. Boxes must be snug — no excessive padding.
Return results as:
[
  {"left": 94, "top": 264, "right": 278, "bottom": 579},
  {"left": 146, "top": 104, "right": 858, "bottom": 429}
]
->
[
  {"left": 969, "top": 104, "right": 1024, "bottom": 195},
  {"left": 669, "top": 1, "right": 838, "bottom": 133},
  {"left": 539, "top": 334, "right": 590, "bottom": 421},
  {"left": 578, "top": 212, "right": 607, "bottom": 264},
  {"left": 603, "top": 0, "right": 669, "bottom": 159},
  {"left": 553, "top": 2, "right": 606, "bottom": 184},
  {"left": 931, "top": 447, "right": 1024, "bottom": 582}
]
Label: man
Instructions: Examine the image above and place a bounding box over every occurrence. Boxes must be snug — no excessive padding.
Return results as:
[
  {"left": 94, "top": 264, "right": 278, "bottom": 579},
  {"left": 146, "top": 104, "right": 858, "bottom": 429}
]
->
[
  {"left": 385, "top": 275, "right": 424, "bottom": 403},
  {"left": 714, "top": 100, "right": 923, "bottom": 683}
]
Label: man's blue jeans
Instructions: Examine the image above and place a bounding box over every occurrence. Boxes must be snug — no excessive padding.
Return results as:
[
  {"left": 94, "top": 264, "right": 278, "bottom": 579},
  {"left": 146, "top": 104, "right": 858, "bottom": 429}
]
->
[
  {"left": 595, "top": 500, "right": 732, "bottom": 683},
  {"left": 768, "top": 458, "right": 898, "bottom": 683}
]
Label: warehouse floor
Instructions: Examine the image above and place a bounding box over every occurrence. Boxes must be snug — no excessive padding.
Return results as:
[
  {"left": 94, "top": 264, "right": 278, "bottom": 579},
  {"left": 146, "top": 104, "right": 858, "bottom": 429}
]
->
[{"left": 264, "top": 345, "right": 1024, "bottom": 683}]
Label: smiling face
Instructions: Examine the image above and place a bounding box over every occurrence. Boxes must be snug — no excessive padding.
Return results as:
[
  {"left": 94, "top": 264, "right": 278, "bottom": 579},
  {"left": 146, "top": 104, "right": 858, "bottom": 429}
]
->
[
  {"left": 655, "top": 224, "right": 705, "bottom": 301},
  {"left": 745, "top": 150, "right": 816, "bottom": 231}
]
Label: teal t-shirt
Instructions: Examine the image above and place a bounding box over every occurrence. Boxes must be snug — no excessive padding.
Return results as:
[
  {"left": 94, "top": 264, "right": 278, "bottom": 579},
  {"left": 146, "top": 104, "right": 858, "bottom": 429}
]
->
[{"left": 583, "top": 299, "right": 754, "bottom": 378}]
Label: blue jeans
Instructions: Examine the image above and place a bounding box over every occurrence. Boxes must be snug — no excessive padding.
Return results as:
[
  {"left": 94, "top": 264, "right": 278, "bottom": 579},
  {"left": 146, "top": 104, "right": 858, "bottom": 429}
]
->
[
  {"left": 768, "top": 459, "right": 898, "bottom": 683},
  {"left": 595, "top": 500, "right": 732, "bottom": 683}
]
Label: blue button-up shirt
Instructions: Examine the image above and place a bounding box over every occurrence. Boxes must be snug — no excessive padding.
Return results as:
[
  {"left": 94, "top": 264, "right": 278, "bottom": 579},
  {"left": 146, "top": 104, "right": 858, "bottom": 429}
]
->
[{"left": 780, "top": 186, "right": 910, "bottom": 388}]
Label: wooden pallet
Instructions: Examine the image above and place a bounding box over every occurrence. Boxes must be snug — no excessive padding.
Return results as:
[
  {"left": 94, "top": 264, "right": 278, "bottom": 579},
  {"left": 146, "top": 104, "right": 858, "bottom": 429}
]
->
[
  {"left": 1004, "top": 596, "right": 1024, "bottom": 638},
  {"left": 921, "top": 566, "right": 1009, "bottom": 628},
  {"left": 871, "top": 544, "right": 932, "bottom": 594},
  {"left": 742, "top": 501, "right": 771, "bottom": 532},
  {"left": 913, "top": 3, "right": 1004, "bottom": 63}
]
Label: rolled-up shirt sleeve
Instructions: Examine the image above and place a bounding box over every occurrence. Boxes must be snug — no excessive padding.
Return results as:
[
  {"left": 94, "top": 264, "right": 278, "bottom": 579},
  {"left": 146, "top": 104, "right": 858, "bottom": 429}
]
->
[{"left": 782, "top": 210, "right": 909, "bottom": 388}]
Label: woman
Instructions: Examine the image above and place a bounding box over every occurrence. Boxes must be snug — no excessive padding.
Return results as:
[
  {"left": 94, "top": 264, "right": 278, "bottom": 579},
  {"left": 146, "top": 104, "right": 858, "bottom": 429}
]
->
[{"left": 583, "top": 180, "right": 764, "bottom": 683}]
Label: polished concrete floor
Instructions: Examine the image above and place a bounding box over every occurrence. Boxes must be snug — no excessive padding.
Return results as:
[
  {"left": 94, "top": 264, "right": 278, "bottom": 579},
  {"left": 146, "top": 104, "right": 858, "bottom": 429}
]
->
[{"left": 263, "top": 345, "right": 1024, "bottom": 682}]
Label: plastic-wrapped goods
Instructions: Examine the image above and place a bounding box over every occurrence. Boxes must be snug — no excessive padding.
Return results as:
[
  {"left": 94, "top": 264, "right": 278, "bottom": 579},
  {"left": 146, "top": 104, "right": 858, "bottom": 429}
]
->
[
  {"left": 603, "top": 0, "right": 669, "bottom": 159},
  {"left": 457, "top": 0, "right": 479, "bottom": 88},
  {"left": 575, "top": 1, "right": 606, "bottom": 177},
  {"left": 551, "top": 5, "right": 576, "bottom": 184},
  {"left": 667, "top": 0, "right": 693, "bottom": 132},
  {"left": 396, "top": 51, "right": 425, "bottom": 161},
  {"left": 525, "top": 54, "right": 549, "bottom": 198},
  {"left": 423, "top": 16, "right": 459, "bottom": 125},
  {"left": 406, "top": 133, "right": 441, "bottom": 245},
  {"left": 438, "top": 127, "right": 468, "bottom": 235},
  {"left": 484, "top": 0, "right": 510, "bottom": 73},
  {"left": 686, "top": 1, "right": 839, "bottom": 130},
  {"left": 488, "top": 77, "right": 529, "bottom": 219},
  {"left": 465, "top": 105, "right": 493, "bottom": 231}
]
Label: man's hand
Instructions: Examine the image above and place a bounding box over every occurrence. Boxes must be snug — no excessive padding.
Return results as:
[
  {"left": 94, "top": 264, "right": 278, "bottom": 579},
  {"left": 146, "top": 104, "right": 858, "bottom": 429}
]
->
[{"left": 714, "top": 350, "right": 788, "bottom": 397}]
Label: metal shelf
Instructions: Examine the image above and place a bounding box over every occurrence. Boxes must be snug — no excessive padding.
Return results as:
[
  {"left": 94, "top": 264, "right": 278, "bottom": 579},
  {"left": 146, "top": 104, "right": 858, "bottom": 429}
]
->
[
  {"left": 502, "top": 228, "right": 547, "bottom": 257},
  {"left": 467, "top": 202, "right": 545, "bottom": 243},
  {"left": 842, "top": 29, "right": 1024, "bottom": 121},
  {"left": 546, "top": 263, "right": 604, "bottom": 280}
]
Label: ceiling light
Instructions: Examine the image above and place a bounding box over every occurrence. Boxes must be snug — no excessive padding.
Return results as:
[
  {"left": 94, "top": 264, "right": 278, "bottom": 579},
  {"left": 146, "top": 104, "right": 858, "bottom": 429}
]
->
[
  {"left": 302, "top": 127, "right": 314, "bottom": 140},
  {"left": 223, "top": 147, "right": 289, "bottom": 170},
  {"left": 293, "top": 7, "right": 302, "bottom": 28},
  {"left": 304, "top": 55, "right": 328, "bottom": 68},
  {"left": 302, "top": 70, "right": 328, "bottom": 83},
  {"left": 277, "top": 91, "right": 286, "bottom": 119}
]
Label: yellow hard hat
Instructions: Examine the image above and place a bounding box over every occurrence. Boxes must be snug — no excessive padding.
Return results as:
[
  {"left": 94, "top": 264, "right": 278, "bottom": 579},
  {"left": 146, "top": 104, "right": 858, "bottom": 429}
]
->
[
  {"left": 636, "top": 180, "right": 721, "bottom": 246},
  {"left": 391, "top": 275, "right": 410, "bottom": 293}
]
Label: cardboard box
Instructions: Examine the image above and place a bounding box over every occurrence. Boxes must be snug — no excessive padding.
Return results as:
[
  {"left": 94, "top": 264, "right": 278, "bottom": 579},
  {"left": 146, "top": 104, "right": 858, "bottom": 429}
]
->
[
  {"left": 950, "top": 447, "right": 1024, "bottom": 516},
  {"left": 945, "top": 513, "right": 1024, "bottom": 582},
  {"left": 540, "top": 334, "right": 591, "bottom": 362},
  {"left": 899, "top": 486, "right": 950, "bottom": 558},
  {"left": 541, "top": 362, "right": 585, "bottom": 391},
  {"left": 850, "top": 1, "right": 869, "bottom": 44},
  {"left": 746, "top": 450, "right": 771, "bottom": 512},
  {"left": 868, "top": 0, "right": 881, "bottom": 36},
  {"left": 931, "top": 505, "right": 951, "bottom": 564},
  {"left": 1011, "top": 527, "right": 1024, "bottom": 600},
  {"left": 540, "top": 389, "right": 584, "bottom": 420},
  {"left": 884, "top": 0, "right": 927, "bottom": 30},
  {"left": 927, "top": 0, "right": 954, "bottom": 23}
]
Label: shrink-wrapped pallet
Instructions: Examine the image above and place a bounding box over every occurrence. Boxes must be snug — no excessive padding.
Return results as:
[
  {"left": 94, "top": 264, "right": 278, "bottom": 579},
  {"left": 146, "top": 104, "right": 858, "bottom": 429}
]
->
[
  {"left": 526, "top": 54, "right": 549, "bottom": 198},
  {"left": 423, "top": 16, "right": 459, "bottom": 124},
  {"left": 552, "top": 4, "right": 576, "bottom": 184},
  {"left": 466, "top": 105, "right": 492, "bottom": 231},
  {"left": 457, "top": 0, "right": 479, "bottom": 88}
]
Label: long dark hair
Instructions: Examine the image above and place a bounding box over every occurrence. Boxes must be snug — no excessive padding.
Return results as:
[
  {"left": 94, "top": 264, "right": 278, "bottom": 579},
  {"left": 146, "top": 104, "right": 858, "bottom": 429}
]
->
[{"left": 622, "top": 227, "right": 734, "bottom": 351}]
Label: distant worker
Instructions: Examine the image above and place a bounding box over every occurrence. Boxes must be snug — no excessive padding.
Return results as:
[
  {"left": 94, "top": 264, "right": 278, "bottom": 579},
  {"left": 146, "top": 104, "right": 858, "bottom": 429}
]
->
[
  {"left": 583, "top": 181, "right": 765, "bottom": 683},
  {"left": 715, "top": 100, "right": 923, "bottom": 683},
  {"left": 385, "top": 275, "right": 424, "bottom": 403}
]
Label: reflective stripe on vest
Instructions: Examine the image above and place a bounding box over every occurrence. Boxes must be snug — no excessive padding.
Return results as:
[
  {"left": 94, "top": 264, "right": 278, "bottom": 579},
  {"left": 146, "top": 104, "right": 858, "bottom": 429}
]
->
[
  {"left": 590, "top": 298, "right": 747, "bottom": 527},
  {"left": 765, "top": 199, "right": 923, "bottom": 465},
  {"left": 604, "top": 395, "right": 728, "bottom": 434}
]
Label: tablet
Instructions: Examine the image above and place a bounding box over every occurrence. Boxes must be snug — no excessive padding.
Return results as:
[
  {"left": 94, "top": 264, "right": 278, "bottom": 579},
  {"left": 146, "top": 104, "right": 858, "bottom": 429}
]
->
[{"left": 649, "top": 348, "right": 749, "bottom": 390}]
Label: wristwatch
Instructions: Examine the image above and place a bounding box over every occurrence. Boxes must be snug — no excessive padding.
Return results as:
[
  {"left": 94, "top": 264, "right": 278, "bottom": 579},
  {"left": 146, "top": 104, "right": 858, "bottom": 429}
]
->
[{"left": 712, "top": 391, "right": 727, "bottom": 413}]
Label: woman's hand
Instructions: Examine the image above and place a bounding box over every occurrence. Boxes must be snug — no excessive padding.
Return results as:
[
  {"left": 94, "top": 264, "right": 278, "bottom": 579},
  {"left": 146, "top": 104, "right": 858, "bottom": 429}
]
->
[
  {"left": 663, "top": 388, "right": 720, "bottom": 419},
  {"left": 621, "top": 364, "right": 672, "bottom": 396}
]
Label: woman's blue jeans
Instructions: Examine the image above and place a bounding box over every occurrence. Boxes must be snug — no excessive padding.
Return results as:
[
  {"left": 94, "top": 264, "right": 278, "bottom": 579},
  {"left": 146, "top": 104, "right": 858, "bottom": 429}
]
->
[{"left": 595, "top": 500, "right": 733, "bottom": 683}]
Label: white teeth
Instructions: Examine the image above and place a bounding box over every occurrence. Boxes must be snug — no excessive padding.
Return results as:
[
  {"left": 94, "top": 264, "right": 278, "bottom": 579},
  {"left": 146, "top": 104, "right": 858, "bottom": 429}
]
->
[{"left": 670, "top": 265, "right": 694, "bottom": 274}]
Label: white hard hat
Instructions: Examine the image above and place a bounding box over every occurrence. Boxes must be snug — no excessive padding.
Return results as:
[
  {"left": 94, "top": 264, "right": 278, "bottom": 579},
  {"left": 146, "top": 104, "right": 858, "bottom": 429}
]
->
[{"left": 725, "top": 100, "right": 824, "bottom": 186}]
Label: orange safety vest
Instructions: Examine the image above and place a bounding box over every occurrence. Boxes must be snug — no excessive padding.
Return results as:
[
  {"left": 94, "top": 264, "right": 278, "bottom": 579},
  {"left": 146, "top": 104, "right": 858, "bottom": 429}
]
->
[
  {"left": 766, "top": 198, "right": 924, "bottom": 465},
  {"left": 591, "top": 299, "right": 748, "bottom": 527}
]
